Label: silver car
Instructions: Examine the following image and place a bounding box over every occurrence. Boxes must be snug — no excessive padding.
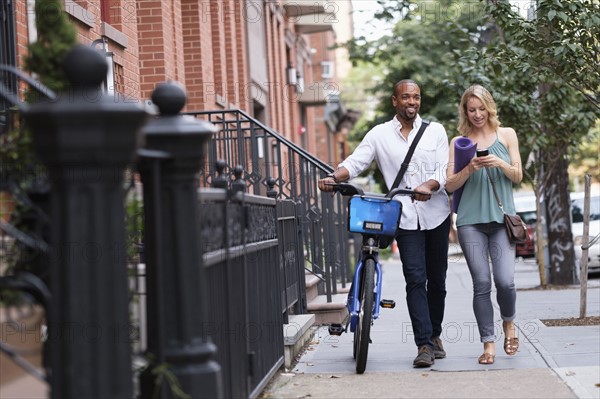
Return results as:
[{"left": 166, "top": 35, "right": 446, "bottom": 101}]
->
[{"left": 571, "top": 192, "right": 600, "bottom": 275}]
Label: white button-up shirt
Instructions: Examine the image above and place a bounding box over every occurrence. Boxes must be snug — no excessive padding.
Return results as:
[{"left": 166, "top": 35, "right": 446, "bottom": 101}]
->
[{"left": 339, "top": 115, "right": 450, "bottom": 230}]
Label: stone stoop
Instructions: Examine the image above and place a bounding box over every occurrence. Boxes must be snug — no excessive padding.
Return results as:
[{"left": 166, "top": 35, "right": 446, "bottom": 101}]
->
[
  {"left": 0, "top": 306, "right": 46, "bottom": 398},
  {"left": 304, "top": 272, "right": 350, "bottom": 326},
  {"left": 282, "top": 314, "right": 315, "bottom": 369},
  {"left": 306, "top": 293, "right": 349, "bottom": 325},
  {"left": 305, "top": 272, "right": 321, "bottom": 304},
  {"left": 280, "top": 275, "right": 350, "bottom": 368},
  {"left": 336, "top": 281, "right": 351, "bottom": 294},
  {"left": 0, "top": 374, "right": 47, "bottom": 399}
]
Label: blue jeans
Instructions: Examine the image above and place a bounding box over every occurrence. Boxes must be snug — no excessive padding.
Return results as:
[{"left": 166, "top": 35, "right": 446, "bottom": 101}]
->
[{"left": 395, "top": 215, "right": 450, "bottom": 347}]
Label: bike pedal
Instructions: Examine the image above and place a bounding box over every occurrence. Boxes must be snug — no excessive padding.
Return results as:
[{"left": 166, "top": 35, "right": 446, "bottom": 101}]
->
[
  {"left": 380, "top": 299, "right": 396, "bottom": 309},
  {"left": 328, "top": 323, "right": 345, "bottom": 336}
]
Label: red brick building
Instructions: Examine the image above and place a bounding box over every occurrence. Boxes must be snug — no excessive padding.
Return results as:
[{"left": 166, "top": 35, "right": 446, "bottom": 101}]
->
[
  {"left": 2, "top": 0, "right": 357, "bottom": 161},
  {"left": 1, "top": 2, "right": 361, "bottom": 394}
]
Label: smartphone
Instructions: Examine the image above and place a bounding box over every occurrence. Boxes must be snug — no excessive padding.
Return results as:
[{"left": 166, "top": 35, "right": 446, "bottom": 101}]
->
[{"left": 476, "top": 149, "right": 489, "bottom": 157}]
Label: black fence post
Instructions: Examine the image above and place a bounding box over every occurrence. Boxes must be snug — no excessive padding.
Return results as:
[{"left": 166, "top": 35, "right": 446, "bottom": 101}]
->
[
  {"left": 266, "top": 177, "right": 278, "bottom": 198},
  {"left": 24, "top": 45, "right": 148, "bottom": 399},
  {"left": 212, "top": 159, "right": 228, "bottom": 189},
  {"left": 138, "top": 82, "right": 222, "bottom": 399},
  {"left": 230, "top": 165, "right": 246, "bottom": 194}
]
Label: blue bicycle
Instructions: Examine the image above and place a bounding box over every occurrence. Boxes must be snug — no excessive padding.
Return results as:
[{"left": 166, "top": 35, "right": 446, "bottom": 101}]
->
[{"left": 327, "top": 182, "right": 417, "bottom": 374}]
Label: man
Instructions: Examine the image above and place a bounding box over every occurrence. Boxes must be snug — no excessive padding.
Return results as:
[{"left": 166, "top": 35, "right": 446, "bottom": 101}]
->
[{"left": 318, "top": 80, "right": 451, "bottom": 368}]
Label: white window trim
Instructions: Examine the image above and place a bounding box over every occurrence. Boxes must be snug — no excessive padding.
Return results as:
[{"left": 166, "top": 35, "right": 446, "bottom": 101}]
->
[{"left": 321, "top": 61, "right": 334, "bottom": 79}]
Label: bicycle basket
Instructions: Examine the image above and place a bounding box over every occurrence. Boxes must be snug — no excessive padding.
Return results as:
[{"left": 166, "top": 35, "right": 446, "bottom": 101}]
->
[{"left": 348, "top": 195, "right": 402, "bottom": 237}]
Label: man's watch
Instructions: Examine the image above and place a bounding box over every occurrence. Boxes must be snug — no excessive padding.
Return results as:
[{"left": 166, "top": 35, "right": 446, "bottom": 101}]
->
[{"left": 327, "top": 173, "right": 339, "bottom": 183}]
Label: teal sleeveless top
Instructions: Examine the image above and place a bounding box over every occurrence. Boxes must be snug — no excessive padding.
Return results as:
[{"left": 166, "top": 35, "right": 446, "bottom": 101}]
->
[{"left": 456, "top": 138, "right": 516, "bottom": 226}]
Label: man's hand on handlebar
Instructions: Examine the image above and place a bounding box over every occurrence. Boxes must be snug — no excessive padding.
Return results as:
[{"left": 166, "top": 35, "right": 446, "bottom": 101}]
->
[
  {"left": 319, "top": 168, "right": 350, "bottom": 192},
  {"left": 411, "top": 190, "right": 432, "bottom": 202},
  {"left": 412, "top": 181, "right": 436, "bottom": 202},
  {"left": 318, "top": 176, "right": 336, "bottom": 192}
]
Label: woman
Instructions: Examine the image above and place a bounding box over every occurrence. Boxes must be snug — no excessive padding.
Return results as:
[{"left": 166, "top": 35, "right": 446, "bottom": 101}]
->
[{"left": 446, "top": 85, "right": 522, "bottom": 365}]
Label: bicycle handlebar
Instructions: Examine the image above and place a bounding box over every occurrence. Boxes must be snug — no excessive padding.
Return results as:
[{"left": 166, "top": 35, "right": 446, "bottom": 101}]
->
[
  {"left": 386, "top": 187, "right": 421, "bottom": 199},
  {"left": 324, "top": 182, "right": 428, "bottom": 199},
  {"left": 324, "top": 182, "right": 364, "bottom": 196}
]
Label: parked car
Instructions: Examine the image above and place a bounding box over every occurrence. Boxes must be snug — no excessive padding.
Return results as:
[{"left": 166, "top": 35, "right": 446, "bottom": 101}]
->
[
  {"left": 571, "top": 192, "right": 600, "bottom": 275},
  {"left": 514, "top": 194, "right": 537, "bottom": 258}
]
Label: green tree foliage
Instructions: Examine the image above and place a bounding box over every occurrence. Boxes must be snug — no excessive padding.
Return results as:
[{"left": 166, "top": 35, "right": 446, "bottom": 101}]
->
[
  {"left": 2, "top": 0, "right": 76, "bottom": 179},
  {"left": 477, "top": 0, "right": 598, "bottom": 182},
  {"left": 2, "top": 0, "right": 75, "bottom": 188},
  {"left": 347, "top": 0, "right": 597, "bottom": 184},
  {"left": 0, "top": 0, "right": 76, "bottom": 184},
  {"left": 24, "top": 0, "right": 77, "bottom": 92},
  {"left": 477, "top": 0, "right": 598, "bottom": 284},
  {"left": 0, "top": 0, "right": 77, "bottom": 278},
  {"left": 345, "top": 0, "right": 598, "bottom": 284},
  {"left": 347, "top": 0, "right": 598, "bottom": 176},
  {"left": 487, "top": 0, "right": 599, "bottom": 112},
  {"left": 569, "top": 121, "right": 600, "bottom": 184},
  {"left": 345, "top": 0, "right": 488, "bottom": 189},
  {"left": 347, "top": 0, "right": 485, "bottom": 134}
]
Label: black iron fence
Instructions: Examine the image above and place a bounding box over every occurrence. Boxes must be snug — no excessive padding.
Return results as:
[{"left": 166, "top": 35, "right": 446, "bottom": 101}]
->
[
  {"left": 276, "top": 199, "right": 306, "bottom": 320},
  {"left": 197, "top": 189, "right": 283, "bottom": 398},
  {"left": 0, "top": 45, "right": 354, "bottom": 399},
  {"left": 188, "top": 109, "right": 353, "bottom": 302}
]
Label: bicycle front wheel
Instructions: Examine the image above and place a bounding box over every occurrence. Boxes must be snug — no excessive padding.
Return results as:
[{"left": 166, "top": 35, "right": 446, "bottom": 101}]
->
[{"left": 355, "top": 258, "right": 375, "bottom": 374}]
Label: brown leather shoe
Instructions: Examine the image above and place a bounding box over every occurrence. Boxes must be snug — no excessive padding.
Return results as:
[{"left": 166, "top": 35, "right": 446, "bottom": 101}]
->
[
  {"left": 432, "top": 336, "right": 446, "bottom": 359},
  {"left": 413, "top": 345, "right": 435, "bottom": 368}
]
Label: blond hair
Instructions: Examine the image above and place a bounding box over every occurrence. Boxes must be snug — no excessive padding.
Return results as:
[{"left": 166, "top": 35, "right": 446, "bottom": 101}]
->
[{"left": 458, "top": 85, "right": 501, "bottom": 136}]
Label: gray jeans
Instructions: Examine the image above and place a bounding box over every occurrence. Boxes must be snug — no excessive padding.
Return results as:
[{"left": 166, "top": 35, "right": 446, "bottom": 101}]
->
[{"left": 457, "top": 222, "right": 517, "bottom": 343}]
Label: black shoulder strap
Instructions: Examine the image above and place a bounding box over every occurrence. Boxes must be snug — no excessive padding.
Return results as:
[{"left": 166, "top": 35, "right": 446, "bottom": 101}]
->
[{"left": 391, "top": 119, "right": 430, "bottom": 190}]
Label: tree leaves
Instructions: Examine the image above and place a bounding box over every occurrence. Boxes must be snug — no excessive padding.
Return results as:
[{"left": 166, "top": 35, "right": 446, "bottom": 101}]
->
[
  {"left": 23, "top": 0, "right": 77, "bottom": 93},
  {"left": 344, "top": 0, "right": 597, "bottom": 189},
  {"left": 489, "top": 0, "right": 599, "bottom": 111}
]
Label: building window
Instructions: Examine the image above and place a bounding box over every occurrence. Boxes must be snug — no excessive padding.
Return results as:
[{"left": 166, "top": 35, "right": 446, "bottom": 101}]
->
[
  {"left": 321, "top": 61, "right": 334, "bottom": 79},
  {"left": 113, "top": 62, "right": 124, "bottom": 95}
]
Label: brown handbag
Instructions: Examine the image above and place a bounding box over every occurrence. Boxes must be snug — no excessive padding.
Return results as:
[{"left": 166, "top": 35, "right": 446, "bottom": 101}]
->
[
  {"left": 485, "top": 168, "right": 530, "bottom": 244},
  {"left": 503, "top": 213, "right": 529, "bottom": 243}
]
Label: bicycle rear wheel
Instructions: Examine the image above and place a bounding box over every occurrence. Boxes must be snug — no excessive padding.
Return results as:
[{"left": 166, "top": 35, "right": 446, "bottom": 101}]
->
[{"left": 355, "top": 258, "right": 375, "bottom": 374}]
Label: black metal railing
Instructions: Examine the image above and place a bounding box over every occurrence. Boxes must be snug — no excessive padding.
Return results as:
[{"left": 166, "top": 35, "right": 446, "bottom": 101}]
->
[
  {"left": 197, "top": 189, "right": 283, "bottom": 399},
  {"left": 188, "top": 109, "right": 353, "bottom": 302},
  {"left": 276, "top": 199, "right": 306, "bottom": 319},
  {"left": 1, "top": 44, "right": 355, "bottom": 398}
]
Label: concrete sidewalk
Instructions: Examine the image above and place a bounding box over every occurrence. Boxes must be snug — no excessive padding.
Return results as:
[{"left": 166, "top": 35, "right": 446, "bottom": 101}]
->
[{"left": 262, "top": 246, "right": 600, "bottom": 399}]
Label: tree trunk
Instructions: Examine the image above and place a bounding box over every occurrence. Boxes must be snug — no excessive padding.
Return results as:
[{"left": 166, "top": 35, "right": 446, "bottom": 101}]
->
[
  {"left": 543, "top": 153, "right": 577, "bottom": 285},
  {"left": 533, "top": 166, "right": 546, "bottom": 287}
]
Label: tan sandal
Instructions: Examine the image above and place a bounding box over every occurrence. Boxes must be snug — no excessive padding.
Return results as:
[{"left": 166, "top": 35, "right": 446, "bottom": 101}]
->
[
  {"left": 478, "top": 352, "right": 495, "bottom": 364},
  {"left": 504, "top": 337, "right": 519, "bottom": 355}
]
